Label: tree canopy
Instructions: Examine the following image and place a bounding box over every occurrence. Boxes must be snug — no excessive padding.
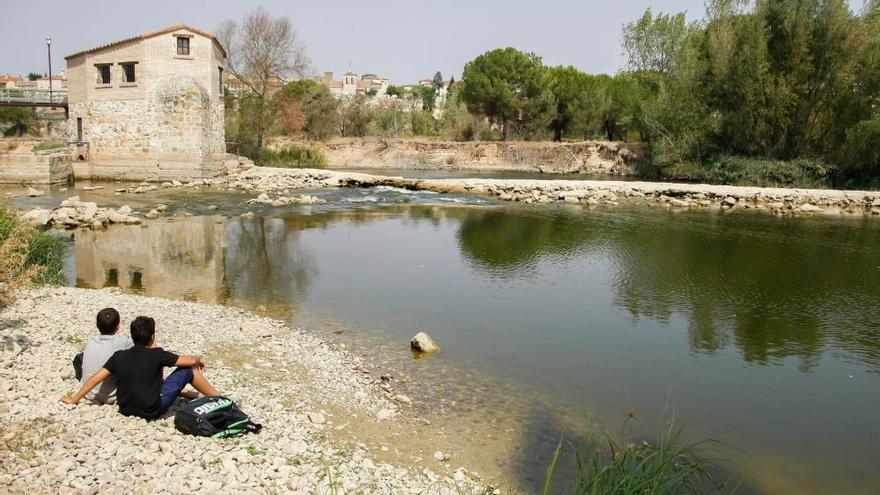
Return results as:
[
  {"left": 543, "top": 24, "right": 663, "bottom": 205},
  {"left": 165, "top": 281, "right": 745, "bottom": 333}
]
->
[{"left": 459, "top": 48, "right": 551, "bottom": 141}]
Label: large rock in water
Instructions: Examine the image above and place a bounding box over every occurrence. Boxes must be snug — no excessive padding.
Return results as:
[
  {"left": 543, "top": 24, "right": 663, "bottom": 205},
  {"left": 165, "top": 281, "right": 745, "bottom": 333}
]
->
[
  {"left": 411, "top": 332, "right": 439, "bottom": 353},
  {"left": 22, "top": 208, "right": 51, "bottom": 226}
]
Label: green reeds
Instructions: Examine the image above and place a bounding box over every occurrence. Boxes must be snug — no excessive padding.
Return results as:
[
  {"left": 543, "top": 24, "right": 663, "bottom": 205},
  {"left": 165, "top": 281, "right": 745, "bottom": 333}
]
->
[{"left": 543, "top": 414, "right": 732, "bottom": 495}]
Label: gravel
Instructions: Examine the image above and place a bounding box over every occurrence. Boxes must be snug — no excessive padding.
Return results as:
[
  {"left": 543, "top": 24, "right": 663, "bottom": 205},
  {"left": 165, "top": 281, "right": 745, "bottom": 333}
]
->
[{"left": 0, "top": 287, "right": 486, "bottom": 494}]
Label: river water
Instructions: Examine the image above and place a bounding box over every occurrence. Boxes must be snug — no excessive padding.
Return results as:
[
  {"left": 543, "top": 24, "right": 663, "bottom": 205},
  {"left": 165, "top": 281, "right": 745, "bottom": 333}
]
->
[{"left": 7, "top": 182, "right": 880, "bottom": 494}]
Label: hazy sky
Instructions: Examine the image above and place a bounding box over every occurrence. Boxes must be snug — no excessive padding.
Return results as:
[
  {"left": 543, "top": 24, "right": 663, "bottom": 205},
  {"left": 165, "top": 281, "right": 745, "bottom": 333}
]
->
[{"left": 0, "top": 0, "right": 867, "bottom": 83}]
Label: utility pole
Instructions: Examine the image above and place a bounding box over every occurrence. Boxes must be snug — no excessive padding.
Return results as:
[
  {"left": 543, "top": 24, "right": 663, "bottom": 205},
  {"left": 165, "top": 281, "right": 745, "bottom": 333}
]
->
[{"left": 46, "top": 36, "right": 53, "bottom": 104}]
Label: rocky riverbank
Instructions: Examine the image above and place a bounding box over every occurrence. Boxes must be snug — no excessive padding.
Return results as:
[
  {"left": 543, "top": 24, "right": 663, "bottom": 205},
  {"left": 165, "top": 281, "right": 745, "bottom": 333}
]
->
[
  {"left": 227, "top": 167, "right": 880, "bottom": 217},
  {"left": 0, "top": 287, "right": 490, "bottom": 494},
  {"left": 269, "top": 137, "right": 644, "bottom": 175}
]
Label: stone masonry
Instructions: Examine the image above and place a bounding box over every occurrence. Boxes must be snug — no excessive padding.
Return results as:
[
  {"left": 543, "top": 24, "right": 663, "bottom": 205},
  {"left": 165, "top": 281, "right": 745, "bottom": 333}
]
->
[{"left": 65, "top": 24, "right": 227, "bottom": 181}]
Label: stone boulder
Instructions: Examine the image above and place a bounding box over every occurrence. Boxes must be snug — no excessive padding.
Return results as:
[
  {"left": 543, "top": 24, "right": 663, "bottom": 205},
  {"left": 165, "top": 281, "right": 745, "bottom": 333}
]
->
[
  {"left": 21, "top": 208, "right": 51, "bottom": 226},
  {"left": 411, "top": 332, "right": 440, "bottom": 353}
]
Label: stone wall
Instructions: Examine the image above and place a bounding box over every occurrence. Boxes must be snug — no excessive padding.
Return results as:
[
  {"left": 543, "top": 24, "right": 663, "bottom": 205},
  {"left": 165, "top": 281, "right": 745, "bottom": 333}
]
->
[
  {"left": 68, "top": 76, "right": 225, "bottom": 180},
  {"left": 0, "top": 153, "right": 73, "bottom": 184},
  {"left": 65, "top": 26, "right": 227, "bottom": 181}
]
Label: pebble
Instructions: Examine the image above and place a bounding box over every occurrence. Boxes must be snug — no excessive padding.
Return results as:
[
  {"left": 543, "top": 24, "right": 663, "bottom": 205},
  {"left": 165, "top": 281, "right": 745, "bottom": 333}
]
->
[{"left": 0, "top": 287, "right": 486, "bottom": 494}]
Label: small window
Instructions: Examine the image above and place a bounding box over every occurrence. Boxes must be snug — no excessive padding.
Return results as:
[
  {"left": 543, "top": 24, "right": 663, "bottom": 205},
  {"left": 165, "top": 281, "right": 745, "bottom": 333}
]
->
[
  {"left": 121, "top": 62, "right": 136, "bottom": 83},
  {"left": 96, "top": 65, "right": 111, "bottom": 85},
  {"left": 176, "top": 37, "right": 190, "bottom": 56},
  {"left": 129, "top": 269, "right": 143, "bottom": 291},
  {"left": 218, "top": 67, "right": 224, "bottom": 93},
  {"left": 104, "top": 268, "right": 118, "bottom": 288}
]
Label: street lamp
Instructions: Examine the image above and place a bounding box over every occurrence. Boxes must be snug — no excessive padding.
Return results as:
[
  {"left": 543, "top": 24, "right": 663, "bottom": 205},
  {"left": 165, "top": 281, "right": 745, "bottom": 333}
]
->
[{"left": 46, "top": 36, "right": 52, "bottom": 104}]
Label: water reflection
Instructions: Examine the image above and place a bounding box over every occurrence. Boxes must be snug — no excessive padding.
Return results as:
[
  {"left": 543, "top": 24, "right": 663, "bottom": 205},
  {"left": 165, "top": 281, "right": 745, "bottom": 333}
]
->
[
  {"left": 225, "top": 217, "right": 318, "bottom": 317},
  {"left": 73, "top": 208, "right": 880, "bottom": 372},
  {"left": 455, "top": 208, "right": 880, "bottom": 372},
  {"left": 75, "top": 218, "right": 227, "bottom": 303}
]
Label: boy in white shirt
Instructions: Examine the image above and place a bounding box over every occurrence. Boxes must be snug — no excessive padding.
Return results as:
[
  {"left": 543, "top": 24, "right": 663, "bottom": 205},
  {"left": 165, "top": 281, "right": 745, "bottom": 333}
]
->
[{"left": 77, "top": 308, "right": 132, "bottom": 404}]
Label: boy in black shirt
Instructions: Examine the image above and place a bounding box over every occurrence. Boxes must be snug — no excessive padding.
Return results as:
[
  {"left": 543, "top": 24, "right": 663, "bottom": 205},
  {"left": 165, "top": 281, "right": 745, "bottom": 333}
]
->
[{"left": 61, "top": 316, "right": 220, "bottom": 419}]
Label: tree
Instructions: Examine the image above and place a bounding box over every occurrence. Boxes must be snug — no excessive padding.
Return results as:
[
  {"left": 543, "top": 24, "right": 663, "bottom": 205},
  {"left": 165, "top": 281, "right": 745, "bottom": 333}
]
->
[
  {"left": 26, "top": 73, "right": 43, "bottom": 81},
  {"left": 545, "top": 66, "right": 593, "bottom": 141},
  {"left": 418, "top": 85, "right": 437, "bottom": 112},
  {"left": 459, "top": 47, "right": 551, "bottom": 141},
  {"left": 216, "top": 7, "right": 310, "bottom": 156},
  {"left": 0, "top": 107, "right": 36, "bottom": 137},
  {"left": 620, "top": 1, "right": 880, "bottom": 184},
  {"left": 432, "top": 71, "right": 444, "bottom": 89},
  {"left": 386, "top": 85, "right": 404, "bottom": 98},
  {"left": 410, "top": 110, "right": 435, "bottom": 136},
  {"left": 274, "top": 79, "right": 339, "bottom": 140},
  {"left": 622, "top": 9, "right": 689, "bottom": 74},
  {"left": 438, "top": 86, "right": 493, "bottom": 141},
  {"left": 339, "top": 95, "right": 375, "bottom": 137},
  {"left": 376, "top": 106, "right": 407, "bottom": 136}
]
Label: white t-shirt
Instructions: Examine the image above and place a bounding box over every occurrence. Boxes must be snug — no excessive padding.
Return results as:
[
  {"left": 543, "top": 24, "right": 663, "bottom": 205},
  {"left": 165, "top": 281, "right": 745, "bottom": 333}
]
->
[{"left": 81, "top": 334, "right": 132, "bottom": 403}]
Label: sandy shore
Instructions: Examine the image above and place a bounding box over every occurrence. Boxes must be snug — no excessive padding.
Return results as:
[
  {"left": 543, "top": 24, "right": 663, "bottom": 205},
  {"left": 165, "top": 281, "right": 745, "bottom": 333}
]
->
[
  {"left": 0, "top": 287, "right": 490, "bottom": 494},
  {"left": 227, "top": 167, "right": 880, "bottom": 216}
]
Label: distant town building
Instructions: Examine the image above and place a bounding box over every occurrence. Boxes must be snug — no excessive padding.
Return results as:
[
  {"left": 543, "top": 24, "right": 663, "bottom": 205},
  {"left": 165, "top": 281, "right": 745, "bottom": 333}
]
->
[
  {"left": 315, "top": 70, "right": 390, "bottom": 101},
  {"left": 0, "top": 75, "right": 23, "bottom": 89},
  {"left": 35, "top": 74, "right": 67, "bottom": 92},
  {"left": 64, "top": 23, "right": 227, "bottom": 180}
]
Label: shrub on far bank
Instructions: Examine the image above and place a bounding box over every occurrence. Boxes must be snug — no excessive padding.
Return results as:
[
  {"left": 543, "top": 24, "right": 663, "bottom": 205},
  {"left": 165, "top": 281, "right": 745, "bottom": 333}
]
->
[
  {"left": 659, "top": 156, "right": 836, "bottom": 189},
  {"left": 0, "top": 205, "right": 65, "bottom": 308},
  {"left": 261, "top": 145, "right": 326, "bottom": 169}
]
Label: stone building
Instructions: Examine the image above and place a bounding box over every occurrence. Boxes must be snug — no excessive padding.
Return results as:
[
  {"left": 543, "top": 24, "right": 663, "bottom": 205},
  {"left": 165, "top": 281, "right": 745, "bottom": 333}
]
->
[
  {"left": 315, "top": 70, "right": 390, "bottom": 101},
  {"left": 65, "top": 24, "right": 227, "bottom": 181}
]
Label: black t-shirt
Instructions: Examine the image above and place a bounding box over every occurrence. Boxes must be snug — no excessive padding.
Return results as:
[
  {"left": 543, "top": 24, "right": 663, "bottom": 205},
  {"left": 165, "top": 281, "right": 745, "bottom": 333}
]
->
[{"left": 103, "top": 345, "right": 179, "bottom": 419}]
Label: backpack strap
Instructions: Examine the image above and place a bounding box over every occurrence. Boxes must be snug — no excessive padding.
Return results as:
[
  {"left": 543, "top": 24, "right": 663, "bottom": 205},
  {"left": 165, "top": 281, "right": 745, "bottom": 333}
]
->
[{"left": 209, "top": 419, "right": 263, "bottom": 438}]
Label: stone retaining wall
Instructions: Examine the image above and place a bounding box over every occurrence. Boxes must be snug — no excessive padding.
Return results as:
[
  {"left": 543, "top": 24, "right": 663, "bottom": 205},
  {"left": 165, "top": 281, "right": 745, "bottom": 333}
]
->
[{"left": 0, "top": 153, "right": 73, "bottom": 184}]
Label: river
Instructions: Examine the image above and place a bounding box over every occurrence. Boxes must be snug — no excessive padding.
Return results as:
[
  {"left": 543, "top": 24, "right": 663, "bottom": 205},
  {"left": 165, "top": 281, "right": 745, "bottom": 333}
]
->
[{"left": 7, "top": 181, "right": 880, "bottom": 494}]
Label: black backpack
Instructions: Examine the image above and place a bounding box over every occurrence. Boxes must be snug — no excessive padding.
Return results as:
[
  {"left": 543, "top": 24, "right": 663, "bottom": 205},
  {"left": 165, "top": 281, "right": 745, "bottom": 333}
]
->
[{"left": 174, "top": 396, "right": 262, "bottom": 438}]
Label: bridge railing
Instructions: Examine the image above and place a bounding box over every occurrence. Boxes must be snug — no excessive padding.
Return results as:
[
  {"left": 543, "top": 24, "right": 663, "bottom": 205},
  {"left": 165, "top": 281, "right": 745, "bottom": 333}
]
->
[{"left": 0, "top": 88, "right": 68, "bottom": 105}]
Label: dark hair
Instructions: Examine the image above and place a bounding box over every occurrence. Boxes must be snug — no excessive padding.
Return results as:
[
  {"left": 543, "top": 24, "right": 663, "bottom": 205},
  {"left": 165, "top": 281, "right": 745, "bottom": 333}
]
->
[
  {"left": 130, "top": 316, "right": 156, "bottom": 346},
  {"left": 96, "top": 308, "right": 120, "bottom": 335}
]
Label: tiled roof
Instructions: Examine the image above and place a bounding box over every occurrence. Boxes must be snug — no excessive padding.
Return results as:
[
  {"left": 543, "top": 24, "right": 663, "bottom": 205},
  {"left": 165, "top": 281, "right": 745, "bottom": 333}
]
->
[{"left": 65, "top": 23, "right": 227, "bottom": 60}]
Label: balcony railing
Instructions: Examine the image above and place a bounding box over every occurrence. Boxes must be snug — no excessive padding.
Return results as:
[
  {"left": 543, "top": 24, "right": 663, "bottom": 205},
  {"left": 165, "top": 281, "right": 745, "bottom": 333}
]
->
[{"left": 0, "top": 88, "right": 68, "bottom": 106}]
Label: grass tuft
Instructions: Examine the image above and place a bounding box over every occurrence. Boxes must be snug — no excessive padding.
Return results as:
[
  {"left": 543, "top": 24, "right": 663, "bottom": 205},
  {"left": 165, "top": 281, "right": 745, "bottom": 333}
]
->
[
  {"left": 0, "top": 204, "right": 65, "bottom": 308},
  {"left": 261, "top": 144, "right": 326, "bottom": 169},
  {"left": 543, "top": 414, "right": 733, "bottom": 495},
  {"left": 32, "top": 140, "right": 66, "bottom": 152}
]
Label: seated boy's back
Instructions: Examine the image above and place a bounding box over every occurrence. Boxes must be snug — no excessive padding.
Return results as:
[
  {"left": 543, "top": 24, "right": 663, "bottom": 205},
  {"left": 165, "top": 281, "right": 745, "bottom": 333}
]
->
[
  {"left": 81, "top": 308, "right": 131, "bottom": 404},
  {"left": 104, "top": 344, "right": 179, "bottom": 418}
]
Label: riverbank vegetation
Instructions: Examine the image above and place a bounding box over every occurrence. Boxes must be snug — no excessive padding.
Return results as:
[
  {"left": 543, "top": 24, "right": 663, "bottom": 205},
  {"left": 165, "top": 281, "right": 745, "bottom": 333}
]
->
[
  {"left": 0, "top": 205, "right": 64, "bottom": 307},
  {"left": 543, "top": 418, "right": 730, "bottom": 495},
  {"left": 222, "top": 1, "right": 880, "bottom": 188},
  {"left": 261, "top": 144, "right": 326, "bottom": 169}
]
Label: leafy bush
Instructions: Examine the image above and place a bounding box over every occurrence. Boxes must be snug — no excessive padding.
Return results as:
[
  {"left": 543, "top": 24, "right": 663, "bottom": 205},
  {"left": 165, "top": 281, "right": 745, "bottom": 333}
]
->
[
  {"left": 661, "top": 156, "right": 836, "bottom": 188},
  {"left": 261, "top": 145, "right": 326, "bottom": 169},
  {"left": 0, "top": 205, "right": 65, "bottom": 307},
  {"left": 543, "top": 417, "right": 730, "bottom": 495}
]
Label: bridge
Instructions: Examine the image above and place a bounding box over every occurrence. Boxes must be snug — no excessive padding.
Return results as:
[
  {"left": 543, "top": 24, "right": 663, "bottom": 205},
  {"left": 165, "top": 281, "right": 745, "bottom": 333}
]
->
[{"left": 0, "top": 88, "right": 67, "bottom": 108}]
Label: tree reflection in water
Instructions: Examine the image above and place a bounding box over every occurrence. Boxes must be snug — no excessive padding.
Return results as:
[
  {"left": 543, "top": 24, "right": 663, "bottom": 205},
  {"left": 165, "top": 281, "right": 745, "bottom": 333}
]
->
[{"left": 455, "top": 207, "right": 880, "bottom": 372}]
